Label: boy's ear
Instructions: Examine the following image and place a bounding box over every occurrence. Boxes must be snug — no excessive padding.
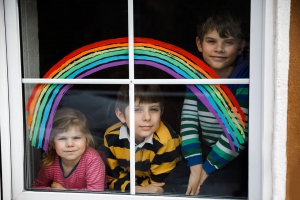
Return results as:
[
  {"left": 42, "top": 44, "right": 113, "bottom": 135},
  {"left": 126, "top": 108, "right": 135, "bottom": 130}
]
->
[
  {"left": 237, "top": 40, "right": 246, "bottom": 55},
  {"left": 115, "top": 108, "right": 126, "bottom": 123},
  {"left": 196, "top": 37, "right": 203, "bottom": 52}
]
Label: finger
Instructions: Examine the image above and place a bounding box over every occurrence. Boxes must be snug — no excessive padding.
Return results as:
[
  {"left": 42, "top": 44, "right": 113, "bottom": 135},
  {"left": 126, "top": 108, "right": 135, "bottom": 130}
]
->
[
  {"left": 186, "top": 186, "right": 191, "bottom": 195},
  {"left": 152, "top": 182, "right": 165, "bottom": 187},
  {"left": 186, "top": 186, "right": 195, "bottom": 195}
]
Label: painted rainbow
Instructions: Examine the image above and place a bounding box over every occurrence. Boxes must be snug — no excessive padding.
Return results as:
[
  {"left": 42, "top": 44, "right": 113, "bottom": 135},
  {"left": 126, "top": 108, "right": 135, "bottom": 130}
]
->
[{"left": 26, "top": 37, "right": 246, "bottom": 151}]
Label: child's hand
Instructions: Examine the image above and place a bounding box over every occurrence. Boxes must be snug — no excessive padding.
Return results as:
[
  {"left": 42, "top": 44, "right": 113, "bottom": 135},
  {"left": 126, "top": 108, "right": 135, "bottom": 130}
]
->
[
  {"left": 186, "top": 164, "right": 202, "bottom": 195},
  {"left": 51, "top": 182, "right": 66, "bottom": 190},
  {"left": 199, "top": 168, "right": 209, "bottom": 186},
  {"left": 136, "top": 182, "right": 165, "bottom": 194}
]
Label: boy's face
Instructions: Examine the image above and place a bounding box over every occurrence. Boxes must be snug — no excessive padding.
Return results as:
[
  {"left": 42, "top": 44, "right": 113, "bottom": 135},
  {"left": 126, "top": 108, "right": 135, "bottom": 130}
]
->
[
  {"left": 196, "top": 29, "right": 245, "bottom": 78},
  {"left": 116, "top": 100, "right": 162, "bottom": 144}
]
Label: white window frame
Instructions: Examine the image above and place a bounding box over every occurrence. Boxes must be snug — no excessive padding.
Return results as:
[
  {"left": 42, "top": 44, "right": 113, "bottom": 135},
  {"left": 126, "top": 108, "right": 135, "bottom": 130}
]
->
[{"left": 0, "top": 0, "right": 278, "bottom": 199}]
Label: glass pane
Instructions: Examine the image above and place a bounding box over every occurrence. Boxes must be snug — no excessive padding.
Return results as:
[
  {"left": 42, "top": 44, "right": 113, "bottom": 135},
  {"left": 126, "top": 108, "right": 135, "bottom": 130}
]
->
[
  {"left": 24, "top": 83, "right": 120, "bottom": 191},
  {"left": 134, "top": 0, "right": 250, "bottom": 80},
  {"left": 20, "top": 0, "right": 129, "bottom": 79},
  {"left": 133, "top": 0, "right": 250, "bottom": 198}
]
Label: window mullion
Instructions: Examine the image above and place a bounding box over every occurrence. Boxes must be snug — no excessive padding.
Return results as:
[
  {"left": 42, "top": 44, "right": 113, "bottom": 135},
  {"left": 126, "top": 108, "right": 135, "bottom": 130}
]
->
[{"left": 128, "top": 0, "right": 136, "bottom": 195}]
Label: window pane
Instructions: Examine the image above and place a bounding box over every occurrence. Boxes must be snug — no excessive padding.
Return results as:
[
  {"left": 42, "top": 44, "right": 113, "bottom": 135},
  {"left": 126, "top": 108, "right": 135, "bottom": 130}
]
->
[
  {"left": 20, "top": 0, "right": 250, "bottom": 198},
  {"left": 20, "top": 0, "right": 129, "bottom": 79},
  {"left": 24, "top": 83, "right": 120, "bottom": 191},
  {"left": 133, "top": 0, "right": 250, "bottom": 80}
]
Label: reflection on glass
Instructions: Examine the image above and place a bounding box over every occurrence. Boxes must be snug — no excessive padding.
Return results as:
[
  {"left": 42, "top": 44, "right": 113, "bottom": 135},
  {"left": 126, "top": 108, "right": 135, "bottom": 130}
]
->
[
  {"left": 25, "top": 84, "right": 119, "bottom": 190},
  {"left": 134, "top": 0, "right": 250, "bottom": 197},
  {"left": 103, "top": 85, "right": 183, "bottom": 193},
  {"left": 21, "top": 0, "right": 250, "bottom": 198},
  {"left": 20, "top": 0, "right": 129, "bottom": 79}
]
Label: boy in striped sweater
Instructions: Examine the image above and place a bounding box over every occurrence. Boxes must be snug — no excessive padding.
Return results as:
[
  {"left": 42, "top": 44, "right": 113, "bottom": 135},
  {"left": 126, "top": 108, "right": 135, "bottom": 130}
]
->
[
  {"left": 104, "top": 85, "right": 181, "bottom": 193},
  {"left": 181, "top": 10, "right": 249, "bottom": 195}
]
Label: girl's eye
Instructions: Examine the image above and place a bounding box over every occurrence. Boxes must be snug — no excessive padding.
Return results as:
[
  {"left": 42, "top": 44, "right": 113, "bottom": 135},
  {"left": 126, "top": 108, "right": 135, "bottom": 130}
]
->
[
  {"left": 74, "top": 137, "right": 81, "bottom": 140},
  {"left": 58, "top": 138, "right": 66, "bottom": 141},
  {"left": 150, "top": 108, "right": 159, "bottom": 112},
  {"left": 207, "top": 40, "right": 215, "bottom": 43}
]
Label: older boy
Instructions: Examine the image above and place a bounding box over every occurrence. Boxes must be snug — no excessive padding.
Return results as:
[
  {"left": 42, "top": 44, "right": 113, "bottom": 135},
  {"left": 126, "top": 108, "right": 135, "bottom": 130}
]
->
[
  {"left": 104, "top": 84, "right": 181, "bottom": 193},
  {"left": 180, "top": 11, "right": 249, "bottom": 195}
]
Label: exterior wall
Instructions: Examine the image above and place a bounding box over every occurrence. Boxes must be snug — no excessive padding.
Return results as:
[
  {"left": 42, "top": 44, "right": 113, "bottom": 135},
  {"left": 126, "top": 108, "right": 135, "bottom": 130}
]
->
[{"left": 286, "top": 0, "right": 300, "bottom": 199}]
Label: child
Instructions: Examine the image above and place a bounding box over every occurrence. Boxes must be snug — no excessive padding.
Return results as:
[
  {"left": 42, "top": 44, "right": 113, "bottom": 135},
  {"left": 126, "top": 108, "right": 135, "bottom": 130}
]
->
[
  {"left": 104, "top": 85, "right": 181, "bottom": 193},
  {"left": 180, "top": 10, "right": 249, "bottom": 195},
  {"left": 33, "top": 108, "right": 106, "bottom": 191}
]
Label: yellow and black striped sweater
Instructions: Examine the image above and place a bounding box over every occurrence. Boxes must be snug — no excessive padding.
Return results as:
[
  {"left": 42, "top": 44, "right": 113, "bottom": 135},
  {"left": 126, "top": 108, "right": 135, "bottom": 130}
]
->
[{"left": 103, "top": 121, "right": 181, "bottom": 192}]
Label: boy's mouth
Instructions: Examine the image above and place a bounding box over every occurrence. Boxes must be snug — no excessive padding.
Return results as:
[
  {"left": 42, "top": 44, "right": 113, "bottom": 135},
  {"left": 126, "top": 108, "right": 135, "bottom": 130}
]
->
[
  {"left": 211, "top": 56, "right": 226, "bottom": 60},
  {"left": 139, "top": 126, "right": 152, "bottom": 130}
]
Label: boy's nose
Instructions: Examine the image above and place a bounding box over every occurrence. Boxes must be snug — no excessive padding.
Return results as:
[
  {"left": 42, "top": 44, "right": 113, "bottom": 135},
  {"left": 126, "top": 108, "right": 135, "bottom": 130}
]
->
[
  {"left": 215, "top": 43, "right": 224, "bottom": 52},
  {"left": 142, "top": 111, "right": 151, "bottom": 121}
]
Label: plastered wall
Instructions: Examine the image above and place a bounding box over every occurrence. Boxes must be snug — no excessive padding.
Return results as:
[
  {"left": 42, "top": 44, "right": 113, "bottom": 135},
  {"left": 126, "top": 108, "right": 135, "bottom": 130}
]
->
[{"left": 286, "top": 0, "right": 300, "bottom": 199}]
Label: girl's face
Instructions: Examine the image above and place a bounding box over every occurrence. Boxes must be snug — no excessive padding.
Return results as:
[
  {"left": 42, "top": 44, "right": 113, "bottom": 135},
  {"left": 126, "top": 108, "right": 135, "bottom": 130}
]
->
[{"left": 53, "top": 126, "right": 87, "bottom": 166}]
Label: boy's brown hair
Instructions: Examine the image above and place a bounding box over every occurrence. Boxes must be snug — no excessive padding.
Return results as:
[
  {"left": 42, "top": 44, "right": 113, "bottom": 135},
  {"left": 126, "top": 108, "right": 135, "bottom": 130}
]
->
[
  {"left": 115, "top": 84, "right": 164, "bottom": 115},
  {"left": 197, "top": 10, "right": 245, "bottom": 43}
]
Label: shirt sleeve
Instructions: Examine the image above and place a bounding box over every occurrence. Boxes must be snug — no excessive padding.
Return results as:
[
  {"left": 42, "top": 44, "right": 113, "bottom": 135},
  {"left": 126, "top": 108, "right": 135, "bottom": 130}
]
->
[
  {"left": 180, "top": 88, "right": 203, "bottom": 166},
  {"left": 103, "top": 134, "right": 130, "bottom": 192},
  {"left": 83, "top": 149, "right": 107, "bottom": 191},
  {"left": 203, "top": 84, "right": 249, "bottom": 174},
  {"left": 149, "top": 133, "right": 182, "bottom": 184},
  {"left": 32, "top": 167, "right": 52, "bottom": 189}
]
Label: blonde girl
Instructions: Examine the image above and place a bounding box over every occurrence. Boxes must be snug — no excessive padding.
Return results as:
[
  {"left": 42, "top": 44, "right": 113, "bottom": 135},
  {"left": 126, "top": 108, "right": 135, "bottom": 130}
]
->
[{"left": 33, "top": 108, "right": 106, "bottom": 191}]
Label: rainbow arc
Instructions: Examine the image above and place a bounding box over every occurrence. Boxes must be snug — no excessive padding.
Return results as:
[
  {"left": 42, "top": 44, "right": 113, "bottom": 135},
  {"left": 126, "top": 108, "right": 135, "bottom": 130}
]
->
[{"left": 26, "top": 37, "right": 246, "bottom": 151}]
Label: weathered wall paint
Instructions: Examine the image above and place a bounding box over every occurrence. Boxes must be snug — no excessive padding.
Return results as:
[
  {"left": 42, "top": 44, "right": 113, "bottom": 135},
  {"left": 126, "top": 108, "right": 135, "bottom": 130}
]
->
[{"left": 286, "top": 0, "right": 300, "bottom": 199}]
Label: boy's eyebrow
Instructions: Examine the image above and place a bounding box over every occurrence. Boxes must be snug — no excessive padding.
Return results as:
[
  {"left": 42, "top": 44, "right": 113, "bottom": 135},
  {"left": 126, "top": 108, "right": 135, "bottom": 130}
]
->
[{"left": 134, "top": 102, "right": 160, "bottom": 106}]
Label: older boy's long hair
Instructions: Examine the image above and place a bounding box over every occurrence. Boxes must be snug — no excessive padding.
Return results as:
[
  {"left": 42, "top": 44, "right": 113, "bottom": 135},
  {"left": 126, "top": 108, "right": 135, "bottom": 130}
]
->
[
  {"left": 197, "top": 10, "right": 245, "bottom": 42},
  {"left": 40, "top": 108, "right": 96, "bottom": 167},
  {"left": 115, "top": 85, "right": 164, "bottom": 114}
]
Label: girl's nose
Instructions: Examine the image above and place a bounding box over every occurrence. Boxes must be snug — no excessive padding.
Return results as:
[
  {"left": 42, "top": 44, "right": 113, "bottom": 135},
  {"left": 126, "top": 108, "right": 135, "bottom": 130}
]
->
[{"left": 66, "top": 139, "right": 74, "bottom": 147}]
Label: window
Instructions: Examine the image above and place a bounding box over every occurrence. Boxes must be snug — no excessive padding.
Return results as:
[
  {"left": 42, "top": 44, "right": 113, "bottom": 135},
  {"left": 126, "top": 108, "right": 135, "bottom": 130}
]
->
[{"left": 1, "top": 0, "right": 271, "bottom": 199}]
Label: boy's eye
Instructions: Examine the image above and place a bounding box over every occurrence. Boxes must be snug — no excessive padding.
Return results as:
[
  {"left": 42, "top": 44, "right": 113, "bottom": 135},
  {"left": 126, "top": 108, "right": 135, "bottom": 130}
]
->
[
  {"left": 224, "top": 40, "right": 235, "bottom": 45},
  {"left": 150, "top": 108, "right": 159, "bottom": 112},
  {"left": 225, "top": 41, "right": 233, "bottom": 45},
  {"left": 135, "top": 107, "right": 142, "bottom": 112},
  {"left": 206, "top": 40, "right": 215, "bottom": 43}
]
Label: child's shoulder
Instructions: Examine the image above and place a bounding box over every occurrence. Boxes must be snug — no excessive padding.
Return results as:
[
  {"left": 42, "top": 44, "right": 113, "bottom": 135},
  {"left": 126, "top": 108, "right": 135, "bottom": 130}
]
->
[
  {"left": 84, "top": 147, "right": 99, "bottom": 156},
  {"left": 230, "top": 57, "right": 249, "bottom": 79},
  {"left": 104, "top": 122, "right": 123, "bottom": 136},
  {"left": 154, "top": 121, "right": 180, "bottom": 144},
  {"left": 81, "top": 147, "right": 102, "bottom": 162}
]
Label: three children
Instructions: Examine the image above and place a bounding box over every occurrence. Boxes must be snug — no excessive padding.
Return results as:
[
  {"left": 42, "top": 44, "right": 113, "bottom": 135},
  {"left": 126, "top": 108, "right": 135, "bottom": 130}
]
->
[{"left": 33, "top": 9, "right": 248, "bottom": 196}]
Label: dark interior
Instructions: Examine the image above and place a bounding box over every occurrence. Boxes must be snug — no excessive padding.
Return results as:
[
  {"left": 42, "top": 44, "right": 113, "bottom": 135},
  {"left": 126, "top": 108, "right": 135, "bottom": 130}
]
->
[{"left": 22, "top": 0, "right": 250, "bottom": 197}]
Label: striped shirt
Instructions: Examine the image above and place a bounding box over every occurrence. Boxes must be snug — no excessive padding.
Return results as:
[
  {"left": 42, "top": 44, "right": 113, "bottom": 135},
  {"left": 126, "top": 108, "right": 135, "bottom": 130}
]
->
[
  {"left": 180, "top": 58, "right": 249, "bottom": 174},
  {"left": 33, "top": 147, "right": 106, "bottom": 191},
  {"left": 104, "top": 121, "right": 181, "bottom": 192}
]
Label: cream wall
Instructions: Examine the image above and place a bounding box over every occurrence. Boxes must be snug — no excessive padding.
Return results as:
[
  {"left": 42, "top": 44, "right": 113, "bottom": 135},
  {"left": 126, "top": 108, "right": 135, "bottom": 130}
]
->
[{"left": 273, "top": 0, "right": 290, "bottom": 199}]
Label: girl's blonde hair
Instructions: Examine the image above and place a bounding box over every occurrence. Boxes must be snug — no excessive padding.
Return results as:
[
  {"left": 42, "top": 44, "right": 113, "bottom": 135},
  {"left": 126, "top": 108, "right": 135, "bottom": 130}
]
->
[{"left": 40, "top": 108, "right": 96, "bottom": 167}]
